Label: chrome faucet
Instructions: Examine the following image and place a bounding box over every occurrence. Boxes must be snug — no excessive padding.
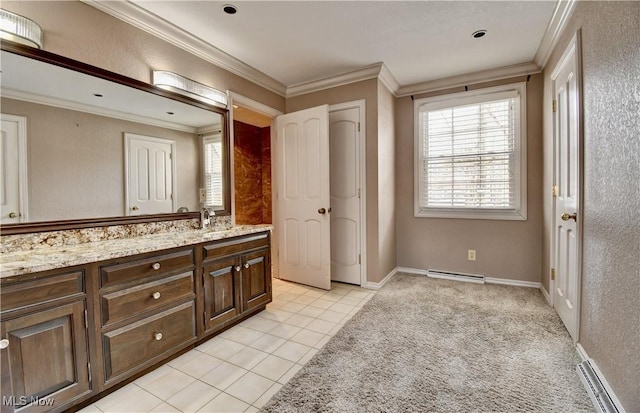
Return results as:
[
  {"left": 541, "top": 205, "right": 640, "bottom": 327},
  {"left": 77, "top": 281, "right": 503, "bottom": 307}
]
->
[{"left": 200, "top": 207, "right": 212, "bottom": 229}]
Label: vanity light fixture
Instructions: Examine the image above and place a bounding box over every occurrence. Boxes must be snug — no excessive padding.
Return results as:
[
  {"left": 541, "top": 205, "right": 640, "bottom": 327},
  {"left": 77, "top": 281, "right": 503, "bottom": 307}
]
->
[
  {"left": 472, "top": 29, "right": 487, "bottom": 39},
  {"left": 152, "top": 70, "right": 228, "bottom": 109},
  {"left": 0, "top": 9, "right": 43, "bottom": 49}
]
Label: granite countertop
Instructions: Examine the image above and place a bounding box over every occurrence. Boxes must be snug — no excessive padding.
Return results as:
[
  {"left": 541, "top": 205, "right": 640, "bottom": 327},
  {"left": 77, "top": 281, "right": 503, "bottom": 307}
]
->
[{"left": 0, "top": 225, "right": 272, "bottom": 279}]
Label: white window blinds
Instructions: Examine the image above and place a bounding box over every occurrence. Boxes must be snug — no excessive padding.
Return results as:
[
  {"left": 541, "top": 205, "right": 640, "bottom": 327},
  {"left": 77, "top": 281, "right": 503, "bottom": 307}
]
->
[
  {"left": 414, "top": 84, "right": 527, "bottom": 220},
  {"left": 203, "top": 135, "right": 223, "bottom": 208}
]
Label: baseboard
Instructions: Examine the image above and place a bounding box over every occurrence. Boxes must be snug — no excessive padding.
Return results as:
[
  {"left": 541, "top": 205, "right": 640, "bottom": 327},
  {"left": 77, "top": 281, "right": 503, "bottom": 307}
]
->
[
  {"left": 364, "top": 267, "right": 398, "bottom": 290},
  {"left": 540, "top": 285, "right": 552, "bottom": 305},
  {"left": 396, "top": 267, "right": 540, "bottom": 288},
  {"left": 575, "top": 343, "right": 627, "bottom": 413}
]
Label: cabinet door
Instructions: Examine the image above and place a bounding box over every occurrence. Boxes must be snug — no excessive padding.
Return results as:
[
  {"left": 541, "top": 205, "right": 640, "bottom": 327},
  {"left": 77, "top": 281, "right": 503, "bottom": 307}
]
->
[
  {"left": 203, "top": 257, "right": 241, "bottom": 332},
  {"left": 242, "top": 248, "right": 271, "bottom": 313},
  {"left": 1, "top": 301, "right": 90, "bottom": 412}
]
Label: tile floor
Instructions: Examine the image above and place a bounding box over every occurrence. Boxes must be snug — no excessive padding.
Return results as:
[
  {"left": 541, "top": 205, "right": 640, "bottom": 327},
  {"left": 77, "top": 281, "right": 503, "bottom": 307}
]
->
[{"left": 80, "top": 278, "right": 376, "bottom": 413}]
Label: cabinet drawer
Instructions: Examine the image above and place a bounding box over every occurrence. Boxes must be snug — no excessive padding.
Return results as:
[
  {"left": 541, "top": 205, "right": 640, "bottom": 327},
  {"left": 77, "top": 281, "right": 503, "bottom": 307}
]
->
[
  {"left": 202, "top": 233, "right": 269, "bottom": 262},
  {"left": 102, "top": 301, "right": 196, "bottom": 382},
  {"left": 100, "top": 271, "right": 194, "bottom": 327},
  {"left": 100, "top": 249, "right": 194, "bottom": 289},
  {"left": 1, "top": 270, "right": 84, "bottom": 313}
]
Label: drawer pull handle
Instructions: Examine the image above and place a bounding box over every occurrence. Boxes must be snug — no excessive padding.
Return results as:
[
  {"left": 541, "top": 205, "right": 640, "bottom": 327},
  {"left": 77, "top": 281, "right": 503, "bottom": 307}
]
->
[
  {"left": 0, "top": 339, "right": 9, "bottom": 349},
  {"left": 234, "top": 266, "right": 241, "bottom": 272},
  {"left": 154, "top": 332, "right": 163, "bottom": 341},
  {"left": 244, "top": 263, "right": 250, "bottom": 269},
  {"left": 152, "top": 263, "right": 161, "bottom": 270},
  {"left": 152, "top": 292, "right": 161, "bottom": 300}
]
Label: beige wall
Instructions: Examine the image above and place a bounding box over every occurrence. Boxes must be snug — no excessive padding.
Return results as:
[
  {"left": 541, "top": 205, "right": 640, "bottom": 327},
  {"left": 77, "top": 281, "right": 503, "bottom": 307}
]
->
[
  {"left": 396, "top": 75, "right": 544, "bottom": 282},
  {"left": 377, "top": 81, "right": 397, "bottom": 280},
  {"left": 542, "top": 2, "right": 640, "bottom": 409},
  {"left": 3, "top": 1, "right": 285, "bottom": 113},
  {"left": 3, "top": 98, "right": 199, "bottom": 221}
]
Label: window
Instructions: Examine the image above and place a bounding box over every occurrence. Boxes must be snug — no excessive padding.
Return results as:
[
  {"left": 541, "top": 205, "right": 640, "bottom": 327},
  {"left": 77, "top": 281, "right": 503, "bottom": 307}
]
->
[
  {"left": 414, "top": 83, "right": 527, "bottom": 220},
  {"left": 203, "top": 133, "right": 223, "bottom": 209}
]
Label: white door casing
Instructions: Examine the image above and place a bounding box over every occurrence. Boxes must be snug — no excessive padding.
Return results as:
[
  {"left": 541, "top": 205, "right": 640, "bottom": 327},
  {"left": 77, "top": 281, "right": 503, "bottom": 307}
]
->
[
  {"left": 125, "top": 133, "right": 176, "bottom": 216},
  {"left": 0, "top": 114, "right": 28, "bottom": 224},
  {"left": 275, "top": 105, "right": 331, "bottom": 290},
  {"left": 551, "top": 32, "right": 582, "bottom": 341},
  {"left": 329, "top": 104, "right": 362, "bottom": 285}
]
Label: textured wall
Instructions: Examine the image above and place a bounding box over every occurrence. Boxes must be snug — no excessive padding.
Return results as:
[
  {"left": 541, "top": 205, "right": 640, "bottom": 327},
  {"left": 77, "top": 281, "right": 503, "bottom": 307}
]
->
[
  {"left": 395, "top": 75, "right": 543, "bottom": 282},
  {"left": 541, "top": 2, "right": 640, "bottom": 410},
  {"left": 234, "top": 121, "right": 271, "bottom": 225},
  {"left": 574, "top": 10, "right": 640, "bottom": 391},
  {"left": 2, "top": 98, "right": 199, "bottom": 221}
]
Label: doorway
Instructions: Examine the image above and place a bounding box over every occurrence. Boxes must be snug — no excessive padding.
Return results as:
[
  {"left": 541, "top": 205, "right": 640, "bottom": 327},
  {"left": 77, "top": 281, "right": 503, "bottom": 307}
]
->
[
  {"left": 550, "top": 31, "right": 582, "bottom": 341},
  {"left": 0, "top": 114, "right": 28, "bottom": 224},
  {"left": 273, "top": 101, "right": 366, "bottom": 289}
]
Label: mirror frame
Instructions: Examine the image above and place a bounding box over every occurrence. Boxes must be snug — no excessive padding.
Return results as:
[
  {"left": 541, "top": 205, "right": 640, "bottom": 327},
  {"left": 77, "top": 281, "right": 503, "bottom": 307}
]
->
[{"left": 0, "top": 41, "right": 231, "bottom": 235}]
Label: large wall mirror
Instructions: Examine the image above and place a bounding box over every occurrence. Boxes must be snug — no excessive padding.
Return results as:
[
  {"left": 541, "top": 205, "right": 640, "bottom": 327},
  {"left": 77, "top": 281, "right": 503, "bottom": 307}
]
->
[{"left": 0, "top": 43, "right": 230, "bottom": 234}]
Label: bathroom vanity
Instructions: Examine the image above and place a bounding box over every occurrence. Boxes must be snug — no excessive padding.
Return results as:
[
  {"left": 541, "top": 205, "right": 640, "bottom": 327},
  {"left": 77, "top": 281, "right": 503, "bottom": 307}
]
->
[{"left": 0, "top": 225, "right": 272, "bottom": 412}]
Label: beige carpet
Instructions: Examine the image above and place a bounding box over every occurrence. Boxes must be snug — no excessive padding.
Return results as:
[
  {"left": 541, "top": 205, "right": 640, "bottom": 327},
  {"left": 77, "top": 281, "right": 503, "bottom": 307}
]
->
[{"left": 261, "top": 273, "right": 594, "bottom": 412}]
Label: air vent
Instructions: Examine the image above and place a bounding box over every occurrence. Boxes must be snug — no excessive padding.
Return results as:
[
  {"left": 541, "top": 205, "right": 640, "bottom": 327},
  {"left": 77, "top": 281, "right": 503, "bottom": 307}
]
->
[{"left": 426, "top": 269, "right": 485, "bottom": 284}]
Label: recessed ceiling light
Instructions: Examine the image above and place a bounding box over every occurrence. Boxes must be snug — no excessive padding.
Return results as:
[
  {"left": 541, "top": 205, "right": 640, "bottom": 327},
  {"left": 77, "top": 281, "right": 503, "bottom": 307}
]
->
[
  {"left": 222, "top": 4, "right": 237, "bottom": 15},
  {"left": 472, "top": 30, "right": 487, "bottom": 39},
  {"left": 93, "top": 93, "right": 103, "bottom": 97},
  {"left": 166, "top": 111, "right": 174, "bottom": 115}
]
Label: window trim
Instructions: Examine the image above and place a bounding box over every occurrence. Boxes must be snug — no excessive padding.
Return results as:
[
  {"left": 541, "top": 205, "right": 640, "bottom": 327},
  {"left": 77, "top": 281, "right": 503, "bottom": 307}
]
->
[{"left": 413, "top": 82, "right": 527, "bottom": 220}]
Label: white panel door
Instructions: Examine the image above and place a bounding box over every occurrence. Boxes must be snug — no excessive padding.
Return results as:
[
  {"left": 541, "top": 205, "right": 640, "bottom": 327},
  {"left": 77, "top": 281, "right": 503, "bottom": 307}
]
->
[
  {"left": 329, "top": 107, "right": 361, "bottom": 285},
  {"left": 275, "top": 105, "right": 331, "bottom": 290},
  {"left": 1, "top": 115, "right": 27, "bottom": 224},
  {"left": 125, "top": 134, "right": 176, "bottom": 216},
  {"left": 552, "top": 37, "right": 581, "bottom": 340}
]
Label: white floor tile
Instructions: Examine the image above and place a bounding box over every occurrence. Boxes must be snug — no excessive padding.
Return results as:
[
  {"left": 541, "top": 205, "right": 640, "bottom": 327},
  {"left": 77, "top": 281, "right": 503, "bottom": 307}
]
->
[
  {"left": 197, "top": 392, "right": 249, "bottom": 413},
  {"left": 272, "top": 341, "right": 312, "bottom": 363},
  {"left": 94, "top": 383, "right": 141, "bottom": 411},
  {"left": 102, "top": 387, "right": 163, "bottom": 413},
  {"left": 223, "top": 326, "right": 266, "bottom": 346},
  {"left": 171, "top": 352, "right": 222, "bottom": 379},
  {"left": 329, "top": 302, "right": 355, "bottom": 314},
  {"left": 305, "top": 318, "right": 337, "bottom": 335},
  {"left": 290, "top": 329, "right": 326, "bottom": 348},
  {"left": 282, "top": 313, "right": 314, "bottom": 328},
  {"left": 166, "top": 381, "right": 220, "bottom": 413},
  {"left": 198, "top": 338, "right": 246, "bottom": 359},
  {"left": 252, "top": 382, "right": 283, "bottom": 409},
  {"left": 225, "top": 372, "right": 275, "bottom": 405},
  {"left": 268, "top": 323, "right": 302, "bottom": 340},
  {"left": 200, "top": 362, "right": 248, "bottom": 391},
  {"left": 77, "top": 403, "right": 102, "bottom": 413},
  {"left": 227, "top": 346, "right": 269, "bottom": 370},
  {"left": 140, "top": 368, "right": 196, "bottom": 400},
  {"left": 297, "top": 305, "right": 325, "bottom": 318},
  {"left": 258, "top": 308, "right": 294, "bottom": 323},
  {"left": 248, "top": 333, "right": 287, "bottom": 353},
  {"left": 279, "top": 301, "right": 306, "bottom": 313},
  {"left": 150, "top": 402, "right": 181, "bottom": 413},
  {"left": 298, "top": 348, "right": 319, "bottom": 365},
  {"left": 251, "top": 354, "right": 295, "bottom": 381},
  {"left": 277, "top": 363, "right": 304, "bottom": 385},
  {"left": 240, "top": 315, "right": 280, "bottom": 333},
  {"left": 317, "top": 309, "right": 346, "bottom": 323},
  {"left": 308, "top": 298, "right": 334, "bottom": 310}
]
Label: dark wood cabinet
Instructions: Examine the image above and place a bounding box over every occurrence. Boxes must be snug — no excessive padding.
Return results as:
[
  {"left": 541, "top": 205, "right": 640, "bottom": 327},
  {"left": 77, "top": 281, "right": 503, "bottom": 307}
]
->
[
  {"left": 0, "top": 270, "right": 91, "bottom": 413},
  {"left": 97, "top": 248, "right": 197, "bottom": 387},
  {"left": 0, "top": 230, "right": 271, "bottom": 412},
  {"left": 201, "top": 233, "right": 272, "bottom": 335}
]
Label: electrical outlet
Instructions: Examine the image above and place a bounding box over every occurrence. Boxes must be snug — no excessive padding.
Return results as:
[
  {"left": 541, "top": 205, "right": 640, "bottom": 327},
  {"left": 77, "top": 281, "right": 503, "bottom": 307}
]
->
[
  {"left": 198, "top": 188, "right": 206, "bottom": 203},
  {"left": 468, "top": 249, "right": 476, "bottom": 261}
]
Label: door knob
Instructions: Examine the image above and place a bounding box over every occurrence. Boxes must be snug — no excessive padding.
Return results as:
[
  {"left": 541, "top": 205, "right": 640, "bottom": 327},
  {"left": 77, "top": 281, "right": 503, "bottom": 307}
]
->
[
  {"left": 244, "top": 263, "right": 250, "bottom": 269},
  {"left": 132, "top": 206, "right": 139, "bottom": 211},
  {"left": 8, "top": 212, "right": 17, "bottom": 219},
  {"left": 0, "top": 339, "right": 9, "bottom": 349},
  {"left": 152, "top": 292, "right": 161, "bottom": 300},
  {"left": 318, "top": 208, "right": 326, "bottom": 214},
  {"left": 561, "top": 212, "right": 577, "bottom": 222}
]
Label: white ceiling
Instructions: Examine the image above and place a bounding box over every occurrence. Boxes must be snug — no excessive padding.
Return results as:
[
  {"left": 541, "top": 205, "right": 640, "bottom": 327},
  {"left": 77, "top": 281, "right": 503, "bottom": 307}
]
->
[{"left": 128, "top": 0, "right": 558, "bottom": 89}]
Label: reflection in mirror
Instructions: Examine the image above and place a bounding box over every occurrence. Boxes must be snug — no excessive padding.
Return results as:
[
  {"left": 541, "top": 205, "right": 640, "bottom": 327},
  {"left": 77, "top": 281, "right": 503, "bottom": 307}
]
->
[
  {"left": 203, "top": 131, "right": 224, "bottom": 210},
  {"left": 0, "top": 44, "right": 230, "bottom": 230}
]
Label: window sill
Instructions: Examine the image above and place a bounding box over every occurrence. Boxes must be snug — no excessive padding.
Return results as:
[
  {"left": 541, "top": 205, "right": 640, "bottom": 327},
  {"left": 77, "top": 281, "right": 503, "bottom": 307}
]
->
[{"left": 414, "top": 207, "right": 527, "bottom": 221}]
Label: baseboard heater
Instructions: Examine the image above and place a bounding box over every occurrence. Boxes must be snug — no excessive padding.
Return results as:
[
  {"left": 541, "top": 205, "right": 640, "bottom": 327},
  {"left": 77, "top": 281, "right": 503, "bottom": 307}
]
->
[
  {"left": 576, "top": 360, "right": 620, "bottom": 413},
  {"left": 426, "top": 269, "right": 485, "bottom": 284}
]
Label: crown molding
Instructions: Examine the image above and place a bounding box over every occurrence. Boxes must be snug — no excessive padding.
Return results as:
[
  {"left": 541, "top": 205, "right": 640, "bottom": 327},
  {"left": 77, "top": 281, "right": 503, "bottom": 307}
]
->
[
  {"left": 3, "top": 88, "right": 201, "bottom": 133},
  {"left": 534, "top": 0, "right": 577, "bottom": 69},
  {"left": 286, "top": 63, "right": 384, "bottom": 98},
  {"left": 378, "top": 63, "right": 401, "bottom": 95},
  {"left": 82, "top": 0, "right": 287, "bottom": 97},
  {"left": 396, "top": 61, "right": 540, "bottom": 97}
]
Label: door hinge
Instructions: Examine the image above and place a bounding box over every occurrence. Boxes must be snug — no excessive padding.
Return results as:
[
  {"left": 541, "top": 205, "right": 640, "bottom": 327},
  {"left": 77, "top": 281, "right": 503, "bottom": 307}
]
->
[
  {"left": 358, "top": 254, "right": 361, "bottom": 265},
  {"left": 358, "top": 188, "right": 361, "bottom": 199},
  {"left": 551, "top": 268, "right": 556, "bottom": 281},
  {"left": 552, "top": 185, "right": 559, "bottom": 197},
  {"left": 358, "top": 122, "right": 361, "bottom": 132},
  {"left": 88, "top": 362, "right": 92, "bottom": 384},
  {"left": 84, "top": 309, "right": 88, "bottom": 329},
  {"left": 552, "top": 100, "right": 557, "bottom": 113}
]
